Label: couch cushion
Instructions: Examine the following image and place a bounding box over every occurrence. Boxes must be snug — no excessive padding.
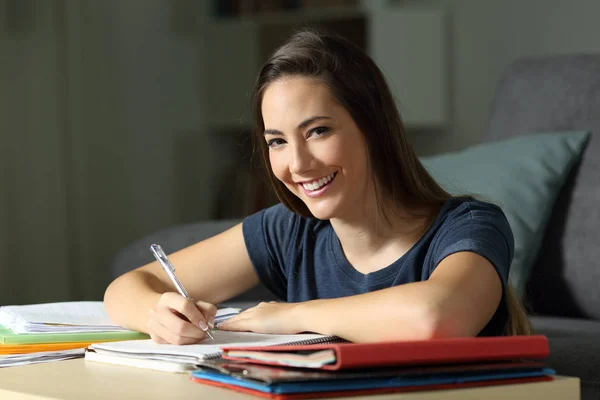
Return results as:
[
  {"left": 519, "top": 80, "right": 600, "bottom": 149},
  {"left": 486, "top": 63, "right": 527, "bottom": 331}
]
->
[
  {"left": 420, "top": 132, "right": 590, "bottom": 298},
  {"left": 484, "top": 54, "right": 600, "bottom": 319},
  {"left": 530, "top": 316, "right": 600, "bottom": 337},
  {"left": 110, "top": 220, "right": 281, "bottom": 303},
  {"left": 110, "top": 219, "right": 242, "bottom": 279}
]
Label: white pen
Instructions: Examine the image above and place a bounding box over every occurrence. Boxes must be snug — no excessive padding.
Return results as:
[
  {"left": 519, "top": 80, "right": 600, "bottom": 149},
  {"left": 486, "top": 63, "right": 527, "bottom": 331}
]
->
[{"left": 150, "top": 244, "right": 214, "bottom": 340}]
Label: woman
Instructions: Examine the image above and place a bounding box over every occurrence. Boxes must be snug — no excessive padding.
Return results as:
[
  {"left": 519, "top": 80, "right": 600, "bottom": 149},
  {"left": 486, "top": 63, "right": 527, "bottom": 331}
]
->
[{"left": 104, "top": 29, "right": 531, "bottom": 345}]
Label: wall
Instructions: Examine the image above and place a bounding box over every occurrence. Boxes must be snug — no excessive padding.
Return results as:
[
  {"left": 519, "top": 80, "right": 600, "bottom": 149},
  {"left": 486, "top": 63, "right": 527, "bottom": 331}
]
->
[
  {"left": 0, "top": 0, "right": 72, "bottom": 305},
  {"left": 400, "top": 0, "right": 600, "bottom": 155},
  {"left": 0, "top": 0, "right": 212, "bottom": 304},
  {"left": 65, "top": 0, "right": 212, "bottom": 300}
]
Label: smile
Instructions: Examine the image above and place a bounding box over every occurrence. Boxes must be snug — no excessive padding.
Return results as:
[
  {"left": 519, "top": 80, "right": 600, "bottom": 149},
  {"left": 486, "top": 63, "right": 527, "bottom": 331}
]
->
[{"left": 299, "top": 172, "right": 337, "bottom": 195}]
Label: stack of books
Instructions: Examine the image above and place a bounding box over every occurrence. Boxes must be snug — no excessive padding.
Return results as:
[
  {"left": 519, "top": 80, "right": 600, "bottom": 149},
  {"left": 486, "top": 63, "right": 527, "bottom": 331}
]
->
[
  {"left": 84, "top": 329, "right": 578, "bottom": 398},
  {"left": 0, "top": 301, "right": 148, "bottom": 368},
  {"left": 191, "top": 335, "right": 573, "bottom": 399}
]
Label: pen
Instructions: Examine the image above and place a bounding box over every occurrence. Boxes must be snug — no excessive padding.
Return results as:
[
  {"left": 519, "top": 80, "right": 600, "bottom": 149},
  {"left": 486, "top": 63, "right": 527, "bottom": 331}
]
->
[{"left": 150, "top": 244, "right": 214, "bottom": 340}]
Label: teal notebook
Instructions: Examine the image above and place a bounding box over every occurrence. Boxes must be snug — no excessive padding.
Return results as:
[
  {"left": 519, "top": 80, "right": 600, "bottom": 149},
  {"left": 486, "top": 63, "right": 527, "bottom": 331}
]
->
[{"left": 0, "top": 325, "right": 149, "bottom": 345}]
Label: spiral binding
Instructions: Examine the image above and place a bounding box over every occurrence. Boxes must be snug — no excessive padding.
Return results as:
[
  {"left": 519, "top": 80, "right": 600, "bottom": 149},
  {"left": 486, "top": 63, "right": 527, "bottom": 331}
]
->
[
  {"left": 279, "top": 335, "right": 346, "bottom": 346},
  {"left": 204, "top": 335, "right": 346, "bottom": 360}
]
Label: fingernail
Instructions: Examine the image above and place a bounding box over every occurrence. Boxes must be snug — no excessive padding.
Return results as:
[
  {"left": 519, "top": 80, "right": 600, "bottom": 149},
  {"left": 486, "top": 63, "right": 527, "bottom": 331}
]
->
[
  {"left": 199, "top": 320, "right": 208, "bottom": 331},
  {"left": 208, "top": 320, "right": 214, "bottom": 329}
]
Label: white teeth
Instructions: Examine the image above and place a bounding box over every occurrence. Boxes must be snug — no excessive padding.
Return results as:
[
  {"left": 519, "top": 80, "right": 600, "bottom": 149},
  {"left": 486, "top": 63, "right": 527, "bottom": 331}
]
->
[{"left": 302, "top": 173, "right": 336, "bottom": 191}]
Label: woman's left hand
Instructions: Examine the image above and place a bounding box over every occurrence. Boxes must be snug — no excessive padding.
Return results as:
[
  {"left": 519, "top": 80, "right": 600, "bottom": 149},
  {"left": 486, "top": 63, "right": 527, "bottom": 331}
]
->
[{"left": 216, "top": 301, "right": 305, "bottom": 334}]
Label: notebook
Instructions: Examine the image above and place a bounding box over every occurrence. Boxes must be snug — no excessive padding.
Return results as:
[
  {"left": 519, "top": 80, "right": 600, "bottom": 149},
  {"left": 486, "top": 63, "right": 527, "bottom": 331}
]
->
[
  {"left": 222, "top": 335, "right": 550, "bottom": 370},
  {"left": 85, "top": 331, "right": 342, "bottom": 373},
  {"left": 190, "top": 366, "right": 556, "bottom": 395},
  {"left": 190, "top": 375, "right": 569, "bottom": 400},
  {"left": 193, "top": 358, "right": 550, "bottom": 384}
]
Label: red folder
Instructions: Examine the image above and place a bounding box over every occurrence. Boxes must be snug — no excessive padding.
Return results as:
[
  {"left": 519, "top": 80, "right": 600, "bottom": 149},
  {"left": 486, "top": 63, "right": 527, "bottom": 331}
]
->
[{"left": 222, "top": 335, "right": 549, "bottom": 370}]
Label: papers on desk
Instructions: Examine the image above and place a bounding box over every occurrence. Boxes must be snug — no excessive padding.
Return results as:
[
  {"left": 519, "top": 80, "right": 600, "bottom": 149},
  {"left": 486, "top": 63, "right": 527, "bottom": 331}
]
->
[
  {"left": 0, "top": 301, "right": 242, "bottom": 369},
  {"left": 0, "top": 348, "right": 85, "bottom": 368},
  {"left": 0, "top": 302, "right": 240, "bottom": 334},
  {"left": 0, "top": 301, "right": 128, "bottom": 334},
  {"left": 0, "top": 301, "right": 149, "bottom": 369}
]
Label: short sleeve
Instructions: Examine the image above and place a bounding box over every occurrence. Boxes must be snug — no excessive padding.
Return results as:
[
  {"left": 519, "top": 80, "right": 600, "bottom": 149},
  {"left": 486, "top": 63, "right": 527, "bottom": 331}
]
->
[
  {"left": 430, "top": 201, "right": 514, "bottom": 336},
  {"left": 242, "top": 204, "right": 299, "bottom": 300},
  {"left": 431, "top": 202, "right": 515, "bottom": 290}
]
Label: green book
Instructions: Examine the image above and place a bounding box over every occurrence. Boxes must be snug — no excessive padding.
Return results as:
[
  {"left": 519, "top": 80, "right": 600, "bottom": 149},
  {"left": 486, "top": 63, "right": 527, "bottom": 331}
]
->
[{"left": 0, "top": 325, "right": 149, "bottom": 345}]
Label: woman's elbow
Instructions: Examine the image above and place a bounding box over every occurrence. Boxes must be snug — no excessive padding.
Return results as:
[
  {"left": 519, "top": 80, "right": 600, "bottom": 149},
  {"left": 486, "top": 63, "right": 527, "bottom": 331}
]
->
[
  {"left": 374, "top": 304, "right": 450, "bottom": 342},
  {"left": 103, "top": 276, "right": 124, "bottom": 321},
  {"left": 426, "top": 305, "right": 487, "bottom": 339},
  {"left": 395, "top": 305, "right": 475, "bottom": 341},
  {"left": 413, "top": 306, "right": 456, "bottom": 340}
]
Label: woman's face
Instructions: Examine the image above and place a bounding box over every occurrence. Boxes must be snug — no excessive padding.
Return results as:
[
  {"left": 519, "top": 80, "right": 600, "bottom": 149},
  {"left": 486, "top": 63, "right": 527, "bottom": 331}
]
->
[{"left": 262, "top": 76, "right": 373, "bottom": 220}]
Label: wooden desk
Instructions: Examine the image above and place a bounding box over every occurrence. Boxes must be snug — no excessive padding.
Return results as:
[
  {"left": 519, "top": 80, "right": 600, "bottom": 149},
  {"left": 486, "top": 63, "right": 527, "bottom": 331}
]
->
[{"left": 0, "top": 359, "right": 580, "bottom": 400}]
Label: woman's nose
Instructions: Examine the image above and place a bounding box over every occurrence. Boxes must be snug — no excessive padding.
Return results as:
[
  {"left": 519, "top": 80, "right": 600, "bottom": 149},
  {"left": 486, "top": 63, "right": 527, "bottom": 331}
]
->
[{"left": 289, "top": 144, "right": 314, "bottom": 175}]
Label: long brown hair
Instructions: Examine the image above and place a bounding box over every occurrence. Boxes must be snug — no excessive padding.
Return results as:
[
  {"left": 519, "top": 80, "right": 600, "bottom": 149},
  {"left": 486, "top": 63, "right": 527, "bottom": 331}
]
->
[{"left": 249, "top": 28, "right": 530, "bottom": 336}]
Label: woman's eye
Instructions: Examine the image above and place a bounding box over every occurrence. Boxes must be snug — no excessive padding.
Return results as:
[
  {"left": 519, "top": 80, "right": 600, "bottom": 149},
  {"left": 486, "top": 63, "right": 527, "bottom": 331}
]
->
[
  {"left": 267, "top": 138, "right": 286, "bottom": 148},
  {"left": 309, "top": 126, "right": 330, "bottom": 137}
]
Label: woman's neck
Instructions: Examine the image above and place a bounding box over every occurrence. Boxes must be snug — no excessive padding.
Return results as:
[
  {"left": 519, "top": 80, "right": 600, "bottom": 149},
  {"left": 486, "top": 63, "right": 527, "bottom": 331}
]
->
[{"left": 330, "top": 203, "right": 436, "bottom": 274}]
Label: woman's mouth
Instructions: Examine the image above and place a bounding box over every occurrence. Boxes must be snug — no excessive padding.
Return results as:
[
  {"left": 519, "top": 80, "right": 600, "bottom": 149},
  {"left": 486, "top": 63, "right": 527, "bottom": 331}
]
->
[{"left": 299, "top": 172, "right": 337, "bottom": 198}]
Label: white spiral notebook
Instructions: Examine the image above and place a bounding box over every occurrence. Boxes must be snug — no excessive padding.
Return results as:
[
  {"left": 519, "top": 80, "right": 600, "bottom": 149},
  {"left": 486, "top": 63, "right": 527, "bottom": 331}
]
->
[{"left": 85, "top": 331, "right": 340, "bottom": 373}]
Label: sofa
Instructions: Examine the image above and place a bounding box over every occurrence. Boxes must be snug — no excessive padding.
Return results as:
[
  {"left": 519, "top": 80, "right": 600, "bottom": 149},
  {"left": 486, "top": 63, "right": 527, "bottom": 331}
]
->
[
  {"left": 482, "top": 53, "right": 600, "bottom": 399},
  {"left": 111, "top": 53, "right": 600, "bottom": 398}
]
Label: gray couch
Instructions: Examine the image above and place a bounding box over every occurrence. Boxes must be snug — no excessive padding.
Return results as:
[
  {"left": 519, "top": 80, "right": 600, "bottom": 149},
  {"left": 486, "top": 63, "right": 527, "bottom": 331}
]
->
[
  {"left": 483, "top": 53, "right": 600, "bottom": 399},
  {"left": 111, "top": 53, "right": 600, "bottom": 398}
]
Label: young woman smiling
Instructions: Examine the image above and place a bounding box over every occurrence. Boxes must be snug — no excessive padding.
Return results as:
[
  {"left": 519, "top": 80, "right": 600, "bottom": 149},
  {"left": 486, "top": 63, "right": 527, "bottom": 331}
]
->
[{"left": 104, "top": 29, "right": 531, "bottom": 345}]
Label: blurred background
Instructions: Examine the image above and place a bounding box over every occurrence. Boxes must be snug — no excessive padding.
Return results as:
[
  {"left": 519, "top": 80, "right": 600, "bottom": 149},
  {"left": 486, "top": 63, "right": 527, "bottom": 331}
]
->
[{"left": 1, "top": 0, "right": 599, "bottom": 306}]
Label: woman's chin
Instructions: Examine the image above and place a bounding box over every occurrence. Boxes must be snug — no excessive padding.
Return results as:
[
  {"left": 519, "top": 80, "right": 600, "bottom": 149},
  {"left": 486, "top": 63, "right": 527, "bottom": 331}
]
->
[{"left": 305, "top": 203, "right": 339, "bottom": 221}]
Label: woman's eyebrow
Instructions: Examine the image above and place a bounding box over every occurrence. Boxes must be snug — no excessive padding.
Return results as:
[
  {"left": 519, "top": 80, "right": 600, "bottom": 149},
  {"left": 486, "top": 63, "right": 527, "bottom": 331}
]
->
[{"left": 264, "top": 116, "right": 332, "bottom": 136}]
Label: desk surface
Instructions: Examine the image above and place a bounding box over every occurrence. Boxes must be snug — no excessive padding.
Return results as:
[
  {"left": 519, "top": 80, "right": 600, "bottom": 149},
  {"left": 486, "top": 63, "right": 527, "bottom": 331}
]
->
[{"left": 0, "top": 359, "right": 580, "bottom": 400}]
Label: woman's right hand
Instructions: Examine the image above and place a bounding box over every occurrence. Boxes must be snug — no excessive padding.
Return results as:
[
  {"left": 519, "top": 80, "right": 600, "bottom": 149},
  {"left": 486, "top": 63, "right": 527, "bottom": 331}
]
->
[{"left": 147, "top": 292, "right": 217, "bottom": 345}]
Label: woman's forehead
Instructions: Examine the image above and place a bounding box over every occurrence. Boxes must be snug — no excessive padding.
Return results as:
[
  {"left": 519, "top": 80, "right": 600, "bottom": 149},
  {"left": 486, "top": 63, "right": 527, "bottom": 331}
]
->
[{"left": 262, "top": 78, "right": 339, "bottom": 126}]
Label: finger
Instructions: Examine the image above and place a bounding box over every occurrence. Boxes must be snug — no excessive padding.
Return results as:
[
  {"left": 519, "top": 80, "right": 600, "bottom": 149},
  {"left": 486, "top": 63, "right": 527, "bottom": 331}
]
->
[
  {"left": 157, "top": 305, "right": 208, "bottom": 340},
  {"left": 194, "top": 300, "right": 218, "bottom": 329},
  {"left": 220, "top": 308, "right": 253, "bottom": 326},
  {"left": 149, "top": 312, "right": 206, "bottom": 345},
  {"left": 149, "top": 333, "right": 168, "bottom": 344},
  {"left": 147, "top": 310, "right": 168, "bottom": 344},
  {"left": 162, "top": 293, "right": 211, "bottom": 333},
  {"left": 217, "top": 316, "right": 251, "bottom": 332}
]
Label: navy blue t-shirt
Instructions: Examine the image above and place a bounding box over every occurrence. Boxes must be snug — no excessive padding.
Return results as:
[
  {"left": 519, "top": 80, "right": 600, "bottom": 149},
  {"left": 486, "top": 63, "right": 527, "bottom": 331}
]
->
[{"left": 241, "top": 197, "right": 514, "bottom": 336}]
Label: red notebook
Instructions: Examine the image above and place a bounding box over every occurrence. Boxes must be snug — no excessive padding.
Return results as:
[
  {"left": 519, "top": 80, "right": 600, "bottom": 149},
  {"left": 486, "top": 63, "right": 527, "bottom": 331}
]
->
[{"left": 222, "top": 335, "right": 549, "bottom": 370}]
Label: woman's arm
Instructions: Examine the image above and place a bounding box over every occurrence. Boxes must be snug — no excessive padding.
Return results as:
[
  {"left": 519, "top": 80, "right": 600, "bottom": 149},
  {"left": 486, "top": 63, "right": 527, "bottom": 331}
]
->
[
  {"left": 219, "top": 251, "right": 502, "bottom": 342},
  {"left": 104, "top": 223, "right": 259, "bottom": 337},
  {"left": 302, "top": 252, "right": 502, "bottom": 342}
]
